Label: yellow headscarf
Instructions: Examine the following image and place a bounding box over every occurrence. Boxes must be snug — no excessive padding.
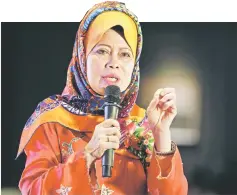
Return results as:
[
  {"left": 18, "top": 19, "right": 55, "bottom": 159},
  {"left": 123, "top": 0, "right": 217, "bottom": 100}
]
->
[{"left": 84, "top": 11, "right": 138, "bottom": 59}]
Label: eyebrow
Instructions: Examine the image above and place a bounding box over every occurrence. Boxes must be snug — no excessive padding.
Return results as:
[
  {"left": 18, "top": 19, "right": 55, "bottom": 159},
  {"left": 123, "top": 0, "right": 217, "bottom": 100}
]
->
[{"left": 96, "top": 44, "right": 132, "bottom": 52}]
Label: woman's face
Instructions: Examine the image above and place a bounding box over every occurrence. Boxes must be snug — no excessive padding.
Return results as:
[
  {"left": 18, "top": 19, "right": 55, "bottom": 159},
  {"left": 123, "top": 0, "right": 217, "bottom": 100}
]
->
[{"left": 86, "top": 29, "right": 135, "bottom": 95}]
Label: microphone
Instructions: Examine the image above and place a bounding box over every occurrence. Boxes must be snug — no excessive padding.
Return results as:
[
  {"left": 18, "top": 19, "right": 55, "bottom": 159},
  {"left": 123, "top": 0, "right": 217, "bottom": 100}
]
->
[{"left": 102, "top": 85, "right": 121, "bottom": 177}]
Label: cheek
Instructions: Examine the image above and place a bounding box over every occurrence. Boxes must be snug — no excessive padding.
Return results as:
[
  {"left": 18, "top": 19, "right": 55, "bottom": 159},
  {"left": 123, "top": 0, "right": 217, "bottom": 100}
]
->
[
  {"left": 121, "top": 63, "right": 135, "bottom": 88},
  {"left": 87, "top": 57, "right": 104, "bottom": 80},
  {"left": 124, "top": 63, "right": 135, "bottom": 79}
]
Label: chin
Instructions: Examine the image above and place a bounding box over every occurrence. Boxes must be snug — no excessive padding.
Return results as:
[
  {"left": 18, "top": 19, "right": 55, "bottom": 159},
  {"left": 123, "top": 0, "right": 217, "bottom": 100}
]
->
[
  {"left": 96, "top": 88, "right": 105, "bottom": 96},
  {"left": 95, "top": 83, "right": 127, "bottom": 95}
]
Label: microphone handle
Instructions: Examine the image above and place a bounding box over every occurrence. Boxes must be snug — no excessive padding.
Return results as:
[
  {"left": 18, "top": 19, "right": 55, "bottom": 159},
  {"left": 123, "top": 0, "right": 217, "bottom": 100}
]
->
[{"left": 102, "top": 104, "right": 119, "bottom": 177}]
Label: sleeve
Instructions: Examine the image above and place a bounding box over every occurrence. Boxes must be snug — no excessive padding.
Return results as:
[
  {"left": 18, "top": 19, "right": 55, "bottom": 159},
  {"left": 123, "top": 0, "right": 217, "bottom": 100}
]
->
[
  {"left": 146, "top": 145, "right": 188, "bottom": 195},
  {"left": 18, "top": 123, "right": 94, "bottom": 195}
]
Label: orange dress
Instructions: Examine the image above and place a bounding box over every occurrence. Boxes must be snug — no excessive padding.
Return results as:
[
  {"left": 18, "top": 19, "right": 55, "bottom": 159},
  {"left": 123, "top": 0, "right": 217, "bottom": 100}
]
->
[
  {"left": 17, "top": 2, "right": 188, "bottom": 194},
  {"left": 17, "top": 104, "right": 188, "bottom": 195}
]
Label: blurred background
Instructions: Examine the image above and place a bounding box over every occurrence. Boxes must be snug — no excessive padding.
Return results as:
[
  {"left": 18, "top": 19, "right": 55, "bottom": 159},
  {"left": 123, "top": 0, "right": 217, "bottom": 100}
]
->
[{"left": 1, "top": 22, "right": 237, "bottom": 195}]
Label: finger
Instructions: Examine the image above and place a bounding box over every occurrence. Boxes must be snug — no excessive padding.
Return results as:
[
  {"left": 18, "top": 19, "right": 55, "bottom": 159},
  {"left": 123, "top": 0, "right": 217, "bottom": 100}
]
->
[
  {"left": 160, "top": 88, "right": 175, "bottom": 96},
  {"left": 147, "top": 89, "right": 163, "bottom": 111},
  {"left": 169, "top": 106, "right": 178, "bottom": 114},
  {"left": 153, "top": 88, "right": 163, "bottom": 98},
  {"left": 147, "top": 96, "right": 159, "bottom": 112},
  {"left": 102, "top": 119, "right": 120, "bottom": 128},
  {"left": 99, "top": 135, "right": 120, "bottom": 143},
  {"left": 91, "top": 147, "right": 105, "bottom": 158},
  {"left": 103, "top": 127, "right": 121, "bottom": 138},
  {"left": 160, "top": 93, "right": 176, "bottom": 104},
  {"left": 161, "top": 100, "right": 176, "bottom": 111},
  {"left": 100, "top": 141, "right": 119, "bottom": 150}
]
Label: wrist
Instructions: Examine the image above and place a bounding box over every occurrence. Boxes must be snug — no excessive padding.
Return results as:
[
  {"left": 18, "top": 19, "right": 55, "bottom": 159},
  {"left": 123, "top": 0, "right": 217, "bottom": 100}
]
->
[
  {"left": 153, "top": 129, "right": 171, "bottom": 152},
  {"left": 84, "top": 150, "right": 96, "bottom": 170},
  {"left": 154, "top": 141, "right": 176, "bottom": 156},
  {"left": 84, "top": 144, "right": 97, "bottom": 169}
]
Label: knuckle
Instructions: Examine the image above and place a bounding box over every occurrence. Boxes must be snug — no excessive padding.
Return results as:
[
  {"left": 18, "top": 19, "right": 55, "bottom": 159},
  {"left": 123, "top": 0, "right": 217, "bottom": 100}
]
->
[
  {"left": 106, "top": 119, "right": 112, "bottom": 123},
  {"left": 115, "top": 137, "right": 120, "bottom": 143},
  {"left": 97, "top": 122, "right": 103, "bottom": 127},
  {"left": 115, "top": 129, "right": 120, "bottom": 136},
  {"left": 154, "top": 92, "right": 159, "bottom": 97},
  {"left": 96, "top": 124, "right": 103, "bottom": 131},
  {"left": 118, "top": 133, "right": 121, "bottom": 139},
  {"left": 114, "top": 120, "right": 119, "bottom": 127},
  {"left": 108, "top": 119, "right": 114, "bottom": 123},
  {"left": 118, "top": 131, "right": 121, "bottom": 138}
]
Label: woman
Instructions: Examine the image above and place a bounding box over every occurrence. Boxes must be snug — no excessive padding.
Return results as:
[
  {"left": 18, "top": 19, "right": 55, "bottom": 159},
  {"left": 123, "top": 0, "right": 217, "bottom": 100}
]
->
[{"left": 17, "top": 1, "right": 188, "bottom": 195}]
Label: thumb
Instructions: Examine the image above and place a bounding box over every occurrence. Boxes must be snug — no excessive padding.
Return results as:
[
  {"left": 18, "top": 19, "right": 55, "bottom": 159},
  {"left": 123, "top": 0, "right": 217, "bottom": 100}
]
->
[{"left": 147, "top": 97, "right": 158, "bottom": 113}]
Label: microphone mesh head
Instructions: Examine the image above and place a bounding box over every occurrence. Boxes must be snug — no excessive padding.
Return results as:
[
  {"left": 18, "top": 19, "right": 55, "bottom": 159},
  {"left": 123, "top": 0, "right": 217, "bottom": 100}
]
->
[{"left": 104, "top": 85, "right": 121, "bottom": 104}]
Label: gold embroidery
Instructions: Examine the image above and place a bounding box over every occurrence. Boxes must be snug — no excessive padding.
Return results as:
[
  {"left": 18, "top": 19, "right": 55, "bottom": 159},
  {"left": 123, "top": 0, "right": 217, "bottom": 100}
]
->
[
  {"left": 56, "top": 184, "right": 72, "bottom": 195},
  {"left": 62, "top": 137, "right": 80, "bottom": 154},
  {"left": 101, "top": 184, "right": 114, "bottom": 195},
  {"left": 61, "top": 135, "right": 85, "bottom": 162}
]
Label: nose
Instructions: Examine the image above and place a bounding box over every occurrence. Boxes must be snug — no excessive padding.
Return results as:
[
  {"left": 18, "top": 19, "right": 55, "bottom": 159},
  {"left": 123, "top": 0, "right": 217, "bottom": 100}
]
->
[
  {"left": 108, "top": 63, "right": 119, "bottom": 69},
  {"left": 106, "top": 54, "right": 120, "bottom": 69}
]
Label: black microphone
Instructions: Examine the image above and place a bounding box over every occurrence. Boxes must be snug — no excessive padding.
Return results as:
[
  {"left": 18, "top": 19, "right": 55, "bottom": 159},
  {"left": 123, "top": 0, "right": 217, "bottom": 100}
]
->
[{"left": 102, "top": 85, "right": 121, "bottom": 177}]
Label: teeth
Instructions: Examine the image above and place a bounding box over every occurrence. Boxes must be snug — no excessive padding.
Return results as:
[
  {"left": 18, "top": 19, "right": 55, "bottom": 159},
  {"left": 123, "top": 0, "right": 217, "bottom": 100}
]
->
[{"left": 106, "top": 77, "right": 117, "bottom": 82}]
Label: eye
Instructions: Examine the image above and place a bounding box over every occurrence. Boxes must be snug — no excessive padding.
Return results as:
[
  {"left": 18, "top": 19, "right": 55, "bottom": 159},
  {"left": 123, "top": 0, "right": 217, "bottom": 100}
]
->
[
  {"left": 96, "top": 49, "right": 109, "bottom": 55},
  {"left": 120, "top": 52, "right": 132, "bottom": 58}
]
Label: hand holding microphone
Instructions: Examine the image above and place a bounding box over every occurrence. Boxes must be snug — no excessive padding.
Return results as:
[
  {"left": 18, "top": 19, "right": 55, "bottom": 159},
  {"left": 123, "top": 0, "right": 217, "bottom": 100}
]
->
[
  {"left": 85, "top": 119, "right": 121, "bottom": 159},
  {"left": 84, "top": 85, "right": 121, "bottom": 177}
]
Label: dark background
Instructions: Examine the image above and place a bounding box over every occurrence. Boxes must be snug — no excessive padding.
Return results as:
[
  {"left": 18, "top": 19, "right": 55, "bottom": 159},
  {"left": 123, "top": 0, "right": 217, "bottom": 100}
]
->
[{"left": 2, "top": 22, "right": 237, "bottom": 194}]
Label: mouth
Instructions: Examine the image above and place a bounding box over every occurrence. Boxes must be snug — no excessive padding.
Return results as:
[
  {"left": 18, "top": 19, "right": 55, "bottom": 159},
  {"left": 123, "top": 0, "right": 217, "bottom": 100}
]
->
[
  {"left": 101, "top": 74, "right": 120, "bottom": 85},
  {"left": 103, "top": 77, "right": 118, "bottom": 82}
]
